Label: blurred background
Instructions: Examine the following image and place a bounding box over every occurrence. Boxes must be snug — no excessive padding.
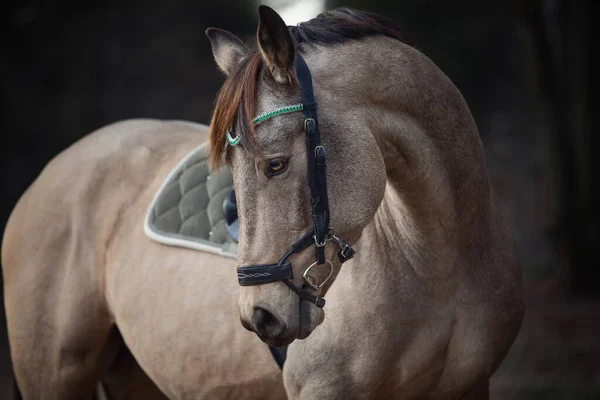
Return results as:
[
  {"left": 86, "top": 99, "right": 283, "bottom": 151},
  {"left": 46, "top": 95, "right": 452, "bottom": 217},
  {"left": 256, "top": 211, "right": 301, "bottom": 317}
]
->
[{"left": 1, "top": 0, "right": 597, "bottom": 398}]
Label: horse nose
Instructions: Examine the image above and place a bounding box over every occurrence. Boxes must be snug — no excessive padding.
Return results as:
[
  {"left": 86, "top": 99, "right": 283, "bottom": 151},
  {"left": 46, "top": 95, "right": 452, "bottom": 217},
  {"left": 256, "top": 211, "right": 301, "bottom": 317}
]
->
[{"left": 252, "top": 307, "right": 285, "bottom": 339}]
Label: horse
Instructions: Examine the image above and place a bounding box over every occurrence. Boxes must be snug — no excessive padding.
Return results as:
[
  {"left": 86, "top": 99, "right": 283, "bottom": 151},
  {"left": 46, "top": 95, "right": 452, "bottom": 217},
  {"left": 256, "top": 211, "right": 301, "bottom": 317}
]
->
[{"left": 2, "top": 6, "right": 524, "bottom": 399}]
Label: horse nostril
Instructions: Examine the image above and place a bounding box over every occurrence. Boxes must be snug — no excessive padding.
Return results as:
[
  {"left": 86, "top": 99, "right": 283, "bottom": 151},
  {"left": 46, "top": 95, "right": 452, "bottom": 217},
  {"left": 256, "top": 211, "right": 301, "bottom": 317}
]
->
[{"left": 252, "top": 307, "right": 285, "bottom": 338}]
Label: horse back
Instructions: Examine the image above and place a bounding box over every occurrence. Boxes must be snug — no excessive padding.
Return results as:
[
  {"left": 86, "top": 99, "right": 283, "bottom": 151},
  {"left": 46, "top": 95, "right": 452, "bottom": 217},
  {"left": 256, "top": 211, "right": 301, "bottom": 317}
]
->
[{"left": 3, "top": 118, "right": 206, "bottom": 280}]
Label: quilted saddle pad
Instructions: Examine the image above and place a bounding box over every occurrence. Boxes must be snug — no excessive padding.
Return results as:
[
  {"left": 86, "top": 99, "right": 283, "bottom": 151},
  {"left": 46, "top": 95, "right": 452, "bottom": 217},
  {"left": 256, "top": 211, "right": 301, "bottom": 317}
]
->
[{"left": 144, "top": 144, "right": 237, "bottom": 258}]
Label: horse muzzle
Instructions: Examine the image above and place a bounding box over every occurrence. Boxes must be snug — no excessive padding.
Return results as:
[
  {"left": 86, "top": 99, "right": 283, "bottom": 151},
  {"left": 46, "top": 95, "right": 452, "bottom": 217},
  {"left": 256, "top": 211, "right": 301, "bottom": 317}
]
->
[{"left": 249, "top": 307, "right": 297, "bottom": 347}]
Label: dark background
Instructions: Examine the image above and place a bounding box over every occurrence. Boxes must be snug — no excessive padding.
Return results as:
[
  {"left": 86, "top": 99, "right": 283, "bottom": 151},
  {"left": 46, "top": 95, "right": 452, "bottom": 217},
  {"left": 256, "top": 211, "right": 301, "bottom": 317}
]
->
[{"left": 1, "top": 0, "right": 598, "bottom": 398}]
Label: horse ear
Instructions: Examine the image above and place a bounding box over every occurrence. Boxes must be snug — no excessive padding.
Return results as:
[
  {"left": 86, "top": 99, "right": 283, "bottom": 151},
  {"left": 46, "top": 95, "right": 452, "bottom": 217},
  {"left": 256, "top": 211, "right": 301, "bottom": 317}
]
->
[
  {"left": 206, "top": 28, "right": 249, "bottom": 76},
  {"left": 257, "top": 5, "right": 296, "bottom": 84}
]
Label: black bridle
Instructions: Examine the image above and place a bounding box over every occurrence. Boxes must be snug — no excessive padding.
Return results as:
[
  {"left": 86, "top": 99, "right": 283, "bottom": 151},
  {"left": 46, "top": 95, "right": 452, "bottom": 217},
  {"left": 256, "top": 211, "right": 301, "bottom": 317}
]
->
[{"left": 236, "top": 54, "right": 355, "bottom": 308}]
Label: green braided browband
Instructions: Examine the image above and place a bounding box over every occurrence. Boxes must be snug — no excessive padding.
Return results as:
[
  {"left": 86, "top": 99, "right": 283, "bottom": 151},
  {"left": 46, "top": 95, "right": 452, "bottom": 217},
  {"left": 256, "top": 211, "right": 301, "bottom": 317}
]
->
[{"left": 226, "top": 103, "right": 304, "bottom": 147}]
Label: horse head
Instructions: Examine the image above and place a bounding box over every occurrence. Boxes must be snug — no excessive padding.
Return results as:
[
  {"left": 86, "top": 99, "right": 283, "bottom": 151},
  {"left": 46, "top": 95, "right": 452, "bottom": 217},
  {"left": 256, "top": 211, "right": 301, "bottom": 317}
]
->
[{"left": 207, "top": 6, "right": 386, "bottom": 346}]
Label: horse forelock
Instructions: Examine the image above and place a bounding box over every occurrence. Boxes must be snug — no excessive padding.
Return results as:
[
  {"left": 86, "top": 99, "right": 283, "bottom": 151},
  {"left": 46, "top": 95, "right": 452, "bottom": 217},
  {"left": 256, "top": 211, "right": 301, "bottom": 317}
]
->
[
  {"left": 209, "top": 52, "right": 263, "bottom": 168},
  {"left": 208, "top": 8, "right": 411, "bottom": 169}
]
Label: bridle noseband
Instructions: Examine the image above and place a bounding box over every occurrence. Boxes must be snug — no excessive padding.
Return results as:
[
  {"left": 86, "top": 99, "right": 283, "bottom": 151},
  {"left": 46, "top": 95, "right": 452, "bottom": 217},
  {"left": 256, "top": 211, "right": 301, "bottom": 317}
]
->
[{"left": 234, "top": 54, "right": 355, "bottom": 308}]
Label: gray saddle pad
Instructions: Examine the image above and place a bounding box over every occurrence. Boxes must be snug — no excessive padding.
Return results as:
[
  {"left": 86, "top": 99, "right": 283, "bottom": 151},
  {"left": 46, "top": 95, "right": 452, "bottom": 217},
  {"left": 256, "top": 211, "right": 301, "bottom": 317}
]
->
[{"left": 144, "top": 144, "right": 237, "bottom": 258}]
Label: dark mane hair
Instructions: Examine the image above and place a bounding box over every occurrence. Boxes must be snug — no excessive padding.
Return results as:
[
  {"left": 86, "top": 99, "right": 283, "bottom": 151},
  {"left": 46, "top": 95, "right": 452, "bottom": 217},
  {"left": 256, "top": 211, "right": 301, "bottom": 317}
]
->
[
  {"left": 209, "top": 8, "right": 408, "bottom": 167},
  {"left": 291, "top": 8, "right": 407, "bottom": 48}
]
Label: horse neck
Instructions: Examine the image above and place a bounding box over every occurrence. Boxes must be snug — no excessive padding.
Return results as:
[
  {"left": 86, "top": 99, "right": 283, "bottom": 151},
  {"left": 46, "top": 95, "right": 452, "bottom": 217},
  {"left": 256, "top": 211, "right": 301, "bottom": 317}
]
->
[
  {"left": 315, "top": 37, "right": 491, "bottom": 279},
  {"left": 363, "top": 119, "right": 464, "bottom": 280}
]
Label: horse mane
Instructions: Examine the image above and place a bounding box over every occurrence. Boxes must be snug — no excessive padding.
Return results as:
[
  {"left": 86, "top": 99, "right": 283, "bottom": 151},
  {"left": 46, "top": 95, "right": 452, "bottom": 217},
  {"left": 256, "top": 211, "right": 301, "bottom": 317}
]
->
[
  {"left": 290, "top": 8, "right": 408, "bottom": 47},
  {"left": 208, "top": 8, "right": 408, "bottom": 168}
]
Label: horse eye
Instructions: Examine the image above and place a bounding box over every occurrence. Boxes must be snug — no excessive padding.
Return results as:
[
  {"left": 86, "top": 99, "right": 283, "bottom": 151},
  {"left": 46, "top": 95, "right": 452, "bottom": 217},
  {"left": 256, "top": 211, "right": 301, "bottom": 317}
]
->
[{"left": 266, "top": 158, "right": 289, "bottom": 177}]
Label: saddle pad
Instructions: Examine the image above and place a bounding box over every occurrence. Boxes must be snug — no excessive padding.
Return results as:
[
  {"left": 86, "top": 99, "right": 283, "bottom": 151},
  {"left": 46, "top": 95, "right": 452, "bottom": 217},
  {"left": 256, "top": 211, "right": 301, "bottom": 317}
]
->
[{"left": 144, "top": 144, "right": 238, "bottom": 258}]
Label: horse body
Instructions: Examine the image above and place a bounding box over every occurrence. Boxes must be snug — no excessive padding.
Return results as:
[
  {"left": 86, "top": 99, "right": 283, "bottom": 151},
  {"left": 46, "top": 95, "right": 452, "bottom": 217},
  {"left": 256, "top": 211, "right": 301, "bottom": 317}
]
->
[
  {"left": 2, "top": 7, "right": 524, "bottom": 400},
  {"left": 2, "top": 119, "right": 284, "bottom": 399}
]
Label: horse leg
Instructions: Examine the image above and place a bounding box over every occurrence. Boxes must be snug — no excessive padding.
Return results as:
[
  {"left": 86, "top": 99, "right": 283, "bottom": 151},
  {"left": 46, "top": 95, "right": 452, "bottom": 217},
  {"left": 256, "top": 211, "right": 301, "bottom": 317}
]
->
[
  {"left": 100, "top": 331, "right": 169, "bottom": 400},
  {"left": 459, "top": 377, "right": 489, "bottom": 400},
  {"left": 6, "top": 286, "right": 120, "bottom": 400},
  {"left": 3, "top": 233, "right": 120, "bottom": 399}
]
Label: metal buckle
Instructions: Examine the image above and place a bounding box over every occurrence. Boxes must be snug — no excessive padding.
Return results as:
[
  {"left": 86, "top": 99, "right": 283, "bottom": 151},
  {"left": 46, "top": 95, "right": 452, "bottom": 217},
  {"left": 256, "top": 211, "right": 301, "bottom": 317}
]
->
[
  {"left": 338, "top": 244, "right": 355, "bottom": 261},
  {"left": 303, "top": 260, "right": 334, "bottom": 290},
  {"left": 314, "top": 145, "right": 325, "bottom": 159},
  {"left": 314, "top": 234, "right": 327, "bottom": 247},
  {"left": 304, "top": 118, "right": 315, "bottom": 132},
  {"left": 312, "top": 212, "right": 328, "bottom": 247},
  {"left": 329, "top": 233, "right": 355, "bottom": 262}
]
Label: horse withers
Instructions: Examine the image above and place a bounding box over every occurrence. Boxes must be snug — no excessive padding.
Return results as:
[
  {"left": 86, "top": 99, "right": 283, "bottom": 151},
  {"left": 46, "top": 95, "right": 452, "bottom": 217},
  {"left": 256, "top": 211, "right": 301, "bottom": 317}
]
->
[{"left": 2, "top": 6, "right": 524, "bottom": 399}]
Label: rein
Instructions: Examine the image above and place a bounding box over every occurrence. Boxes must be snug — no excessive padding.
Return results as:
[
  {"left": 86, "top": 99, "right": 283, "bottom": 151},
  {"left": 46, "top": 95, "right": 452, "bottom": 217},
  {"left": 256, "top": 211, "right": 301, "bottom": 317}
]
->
[{"left": 233, "top": 54, "right": 355, "bottom": 308}]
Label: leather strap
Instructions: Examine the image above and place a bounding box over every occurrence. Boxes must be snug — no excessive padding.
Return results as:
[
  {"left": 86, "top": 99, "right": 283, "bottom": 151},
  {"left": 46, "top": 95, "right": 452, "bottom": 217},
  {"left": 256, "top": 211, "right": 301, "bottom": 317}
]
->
[
  {"left": 276, "top": 230, "right": 314, "bottom": 265},
  {"left": 282, "top": 279, "right": 326, "bottom": 308},
  {"left": 295, "top": 54, "right": 330, "bottom": 265},
  {"left": 268, "top": 345, "right": 288, "bottom": 369},
  {"left": 237, "top": 263, "right": 293, "bottom": 286}
]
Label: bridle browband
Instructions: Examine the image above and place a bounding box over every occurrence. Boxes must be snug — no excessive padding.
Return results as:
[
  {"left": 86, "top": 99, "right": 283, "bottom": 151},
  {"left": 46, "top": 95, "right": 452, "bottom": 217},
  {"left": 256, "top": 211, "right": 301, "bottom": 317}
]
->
[{"left": 234, "top": 53, "right": 355, "bottom": 308}]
